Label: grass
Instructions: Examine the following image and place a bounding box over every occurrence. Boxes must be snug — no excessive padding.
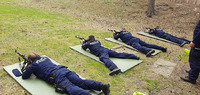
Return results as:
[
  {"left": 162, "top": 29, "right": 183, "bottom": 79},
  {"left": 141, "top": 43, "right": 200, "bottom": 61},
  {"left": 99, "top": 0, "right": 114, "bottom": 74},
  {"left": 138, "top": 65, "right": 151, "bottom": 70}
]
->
[
  {"left": 178, "top": 52, "right": 189, "bottom": 64},
  {"left": 140, "top": 77, "right": 160, "bottom": 91},
  {"left": 0, "top": 1, "right": 125, "bottom": 95}
]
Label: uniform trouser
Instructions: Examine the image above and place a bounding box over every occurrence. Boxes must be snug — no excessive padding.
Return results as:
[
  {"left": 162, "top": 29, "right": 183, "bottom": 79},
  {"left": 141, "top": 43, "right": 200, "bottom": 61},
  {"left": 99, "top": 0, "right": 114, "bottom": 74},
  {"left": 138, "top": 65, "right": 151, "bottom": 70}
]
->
[
  {"left": 165, "top": 34, "right": 185, "bottom": 44},
  {"left": 55, "top": 68, "right": 101, "bottom": 95},
  {"left": 99, "top": 49, "right": 138, "bottom": 71},
  {"left": 188, "top": 48, "right": 200, "bottom": 80},
  {"left": 178, "top": 38, "right": 191, "bottom": 43},
  {"left": 130, "top": 38, "right": 164, "bottom": 54}
]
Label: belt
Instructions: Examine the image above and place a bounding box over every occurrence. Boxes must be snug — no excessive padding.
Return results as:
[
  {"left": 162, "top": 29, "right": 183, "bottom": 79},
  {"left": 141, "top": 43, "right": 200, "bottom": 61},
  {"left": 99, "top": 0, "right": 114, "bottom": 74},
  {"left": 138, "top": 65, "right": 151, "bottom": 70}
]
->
[
  {"left": 160, "top": 33, "right": 166, "bottom": 38},
  {"left": 49, "top": 66, "right": 66, "bottom": 84},
  {"left": 194, "top": 47, "right": 200, "bottom": 50}
]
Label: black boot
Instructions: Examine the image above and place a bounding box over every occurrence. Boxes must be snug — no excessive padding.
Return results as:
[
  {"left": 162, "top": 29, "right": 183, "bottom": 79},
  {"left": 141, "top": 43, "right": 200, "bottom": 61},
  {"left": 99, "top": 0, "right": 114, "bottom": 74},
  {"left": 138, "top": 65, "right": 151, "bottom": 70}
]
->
[
  {"left": 186, "top": 41, "right": 191, "bottom": 44},
  {"left": 100, "top": 83, "right": 110, "bottom": 95},
  {"left": 180, "top": 41, "right": 187, "bottom": 47},
  {"left": 135, "top": 56, "right": 140, "bottom": 60},
  {"left": 180, "top": 76, "right": 196, "bottom": 84},
  {"left": 185, "top": 70, "right": 189, "bottom": 73},
  {"left": 161, "top": 47, "right": 167, "bottom": 52},
  {"left": 88, "top": 92, "right": 95, "bottom": 95},
  {"left": 109, "top": 68, "right": 121, "bottom": 76},
  {"left": 146, "top": 50, "right": 155, "bottom": 57}
]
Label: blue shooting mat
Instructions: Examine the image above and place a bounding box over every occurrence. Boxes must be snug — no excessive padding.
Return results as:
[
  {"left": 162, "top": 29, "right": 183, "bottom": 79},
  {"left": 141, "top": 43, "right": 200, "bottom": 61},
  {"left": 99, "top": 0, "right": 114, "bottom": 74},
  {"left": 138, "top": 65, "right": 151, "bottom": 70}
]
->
[
  {"left": 3, "top": 55, "right": 101, "bottom": 95},
  {"left": 70, "top": 45, "right": 143, "bottom": 72},
  {"left": 105, "top": 38, "right": 161, "bottom": 56}
]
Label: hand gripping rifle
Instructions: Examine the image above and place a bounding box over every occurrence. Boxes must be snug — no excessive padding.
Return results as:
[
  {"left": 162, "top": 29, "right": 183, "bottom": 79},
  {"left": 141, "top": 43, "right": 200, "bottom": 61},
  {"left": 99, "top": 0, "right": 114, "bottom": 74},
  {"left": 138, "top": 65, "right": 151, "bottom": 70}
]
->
[
  {"left": 15, "top": 50, "right": 32, "bottom": 72},
  {"left": 75, "top": 36, "right": 88, "bottom": 42},
  {"left": 108, "top": 29, "right": 121, "bottom": 34},
  {"left": 145, "top": 26, "right": 159, "bottom": 32}
]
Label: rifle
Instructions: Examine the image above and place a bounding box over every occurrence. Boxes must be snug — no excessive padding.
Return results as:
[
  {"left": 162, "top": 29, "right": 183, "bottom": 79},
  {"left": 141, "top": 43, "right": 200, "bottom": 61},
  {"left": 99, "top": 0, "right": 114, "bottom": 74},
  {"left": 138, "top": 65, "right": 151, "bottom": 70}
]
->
[
  {"left": 145, "top": 27, "right": 155, "bottom": 31},
  {"left": 75, "top": 36, "right": 88, "bottom": 42},
  {"left": 15, "top": 50, "right": 32, "bottom": 72},
  {"left": 145, "top": 26, "right": 159, "bottom": 32},
  {"left": 108, "top": 29, "right": 121, "bottom": 34}
]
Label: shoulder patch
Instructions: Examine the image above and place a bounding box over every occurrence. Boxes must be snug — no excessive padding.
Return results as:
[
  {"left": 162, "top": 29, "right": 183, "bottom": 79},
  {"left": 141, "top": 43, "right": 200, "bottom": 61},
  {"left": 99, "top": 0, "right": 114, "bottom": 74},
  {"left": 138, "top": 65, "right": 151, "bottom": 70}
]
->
[
  {"left": 89, "top": 40, "right": 99, "bottom": 45},
  {"left": 123, "top": 31, "right": 129, "bottom": 34},
  {"left": 35, "top": 57, "right": 47, "bottom": 64}
]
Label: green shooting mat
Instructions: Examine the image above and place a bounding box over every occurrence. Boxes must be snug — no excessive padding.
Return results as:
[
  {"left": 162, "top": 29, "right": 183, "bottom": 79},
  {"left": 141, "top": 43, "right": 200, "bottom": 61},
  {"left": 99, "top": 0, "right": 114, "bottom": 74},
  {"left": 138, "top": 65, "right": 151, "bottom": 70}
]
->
[
  {"left": 3, "top": 55, "right": 101, "bottom": 95},
  {"left": 105, "top": 38, "right": 161, "bottom": 56},
  {"left": 70, "top": 45, "right": 143, "bottom": 72},
  {"left": 137, "top": 32, "right": 178, "bottom": 45}
]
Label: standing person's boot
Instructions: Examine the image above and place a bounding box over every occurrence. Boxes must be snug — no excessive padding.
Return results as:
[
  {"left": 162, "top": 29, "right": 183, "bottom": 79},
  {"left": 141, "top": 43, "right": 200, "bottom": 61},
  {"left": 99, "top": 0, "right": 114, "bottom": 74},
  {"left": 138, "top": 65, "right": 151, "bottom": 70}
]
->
[
  {"left": 185, "top": 70, "right": 189, "bottom": 73},
  {"left": 100, "top": 83, "right": 110, "bottom": 95},
  {"left": 180, "top": 76, "right": 196, "bottom": 84}
]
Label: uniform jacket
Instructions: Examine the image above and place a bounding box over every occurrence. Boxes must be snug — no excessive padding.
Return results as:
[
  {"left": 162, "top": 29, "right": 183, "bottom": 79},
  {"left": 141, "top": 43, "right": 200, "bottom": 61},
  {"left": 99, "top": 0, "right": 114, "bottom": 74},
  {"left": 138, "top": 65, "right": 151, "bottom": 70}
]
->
[
  {"left": 82, "top": 40, "right": 107, "bottom": 56},
  {"left": 148, "top": 29, "right": 165, "bottom": 37},
  {"left": 22, "top": 56, "right": 63, "bottom": 83},
  {"left": 113, "top": 31, "right": 137, "bottom": 44}
]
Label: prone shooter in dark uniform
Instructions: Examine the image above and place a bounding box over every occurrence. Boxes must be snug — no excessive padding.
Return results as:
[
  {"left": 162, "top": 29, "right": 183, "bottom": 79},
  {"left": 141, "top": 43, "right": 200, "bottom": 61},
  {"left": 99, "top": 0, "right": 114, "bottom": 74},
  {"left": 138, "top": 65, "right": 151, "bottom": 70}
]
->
[
  {"left": 146, "top": 26, "right": 191, "bottom": 47},
  {"left": 112, "top": 28, "right": 167, "bottom": 57},
  {"left": 81, "top": 35, "right": 140, "bottom": 76},
  {"left": 18, "top": 53, "right": 110, "bottom": 95},
  {"left": 181, "top": 20, "right": 200, "bottom": 84}
]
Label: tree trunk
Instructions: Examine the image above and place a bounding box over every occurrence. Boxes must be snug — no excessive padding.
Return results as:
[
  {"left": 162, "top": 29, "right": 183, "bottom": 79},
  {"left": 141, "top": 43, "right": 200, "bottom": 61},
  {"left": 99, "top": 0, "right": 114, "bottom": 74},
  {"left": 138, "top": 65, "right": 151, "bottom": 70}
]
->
[{"left": 146, "top": 0, "right": 155, "bottom": 17}]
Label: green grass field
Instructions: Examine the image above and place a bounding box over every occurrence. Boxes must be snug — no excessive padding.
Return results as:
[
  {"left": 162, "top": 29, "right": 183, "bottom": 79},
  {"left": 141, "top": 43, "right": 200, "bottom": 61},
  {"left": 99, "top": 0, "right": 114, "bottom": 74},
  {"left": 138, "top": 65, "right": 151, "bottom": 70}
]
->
[{"left": 0, "top": 0, "right": 199, "bottom": 95}]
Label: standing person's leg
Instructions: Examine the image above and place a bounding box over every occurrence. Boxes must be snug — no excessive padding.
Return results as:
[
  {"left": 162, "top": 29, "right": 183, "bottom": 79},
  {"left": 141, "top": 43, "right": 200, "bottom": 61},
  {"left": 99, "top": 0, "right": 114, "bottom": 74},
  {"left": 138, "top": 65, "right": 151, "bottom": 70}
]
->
[
  {"left": 188, "top": 62, "right": 200, "bottom": 81},
  {"left": 188, "top": 49, "right": 200, "bottom": 81},
  {"left": 180, "top": 48, "right": 199, "bottom": 84},
  {"left": 108, "top": 49, "right": 139, "bottom": 59}
]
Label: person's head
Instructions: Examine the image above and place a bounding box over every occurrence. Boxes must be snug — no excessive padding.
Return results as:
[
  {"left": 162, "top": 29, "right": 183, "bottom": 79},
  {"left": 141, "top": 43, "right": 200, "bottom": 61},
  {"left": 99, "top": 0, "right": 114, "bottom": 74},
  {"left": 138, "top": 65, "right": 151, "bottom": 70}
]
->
[
  {"left": 28, "top": 53, "right": 40, "bottom": 62},
  {"left": 88, "top": 35, "right": 95, "bottom": 41},
  {"left": 120, "top": 27, "right": 126, "bottom": 32}
]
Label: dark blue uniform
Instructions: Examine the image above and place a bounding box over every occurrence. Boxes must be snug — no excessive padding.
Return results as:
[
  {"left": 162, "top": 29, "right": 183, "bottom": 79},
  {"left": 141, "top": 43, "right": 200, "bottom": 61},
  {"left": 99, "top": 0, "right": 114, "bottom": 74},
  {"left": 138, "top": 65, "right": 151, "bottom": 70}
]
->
[
  {"left": 148, "top": 29, "right": 191, "bottom": 45},
  {"left": 22, "top": 56, "right": 101, "bottom": 95},
  {"left": 188, "top": 20, "right": 200, "bottom": 81},
  {"left": 113, "top": 31, "right": 164, "bottom": 54},
  {"left": 82, "top": 40, "right": 138, "bottom": 71}
]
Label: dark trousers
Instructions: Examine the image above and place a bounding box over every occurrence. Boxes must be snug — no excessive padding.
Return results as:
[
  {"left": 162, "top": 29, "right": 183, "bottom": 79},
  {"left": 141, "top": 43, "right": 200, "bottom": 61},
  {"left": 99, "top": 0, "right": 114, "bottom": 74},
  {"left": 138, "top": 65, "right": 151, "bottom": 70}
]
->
[
  {"left": 55, "top": 68, "right": 101, "bottom": 95},
  {"left": 165, "top": 33, "right": 189, "bottom": 44},
  {"left": 130, "top": 38, "right": 163, "bottom": 54},
  {"left": 99, "top": 49, "right": 138, "bottom": 71},
  {"left": 188, "top": 48, "right": 200, "bottom": 80}
]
